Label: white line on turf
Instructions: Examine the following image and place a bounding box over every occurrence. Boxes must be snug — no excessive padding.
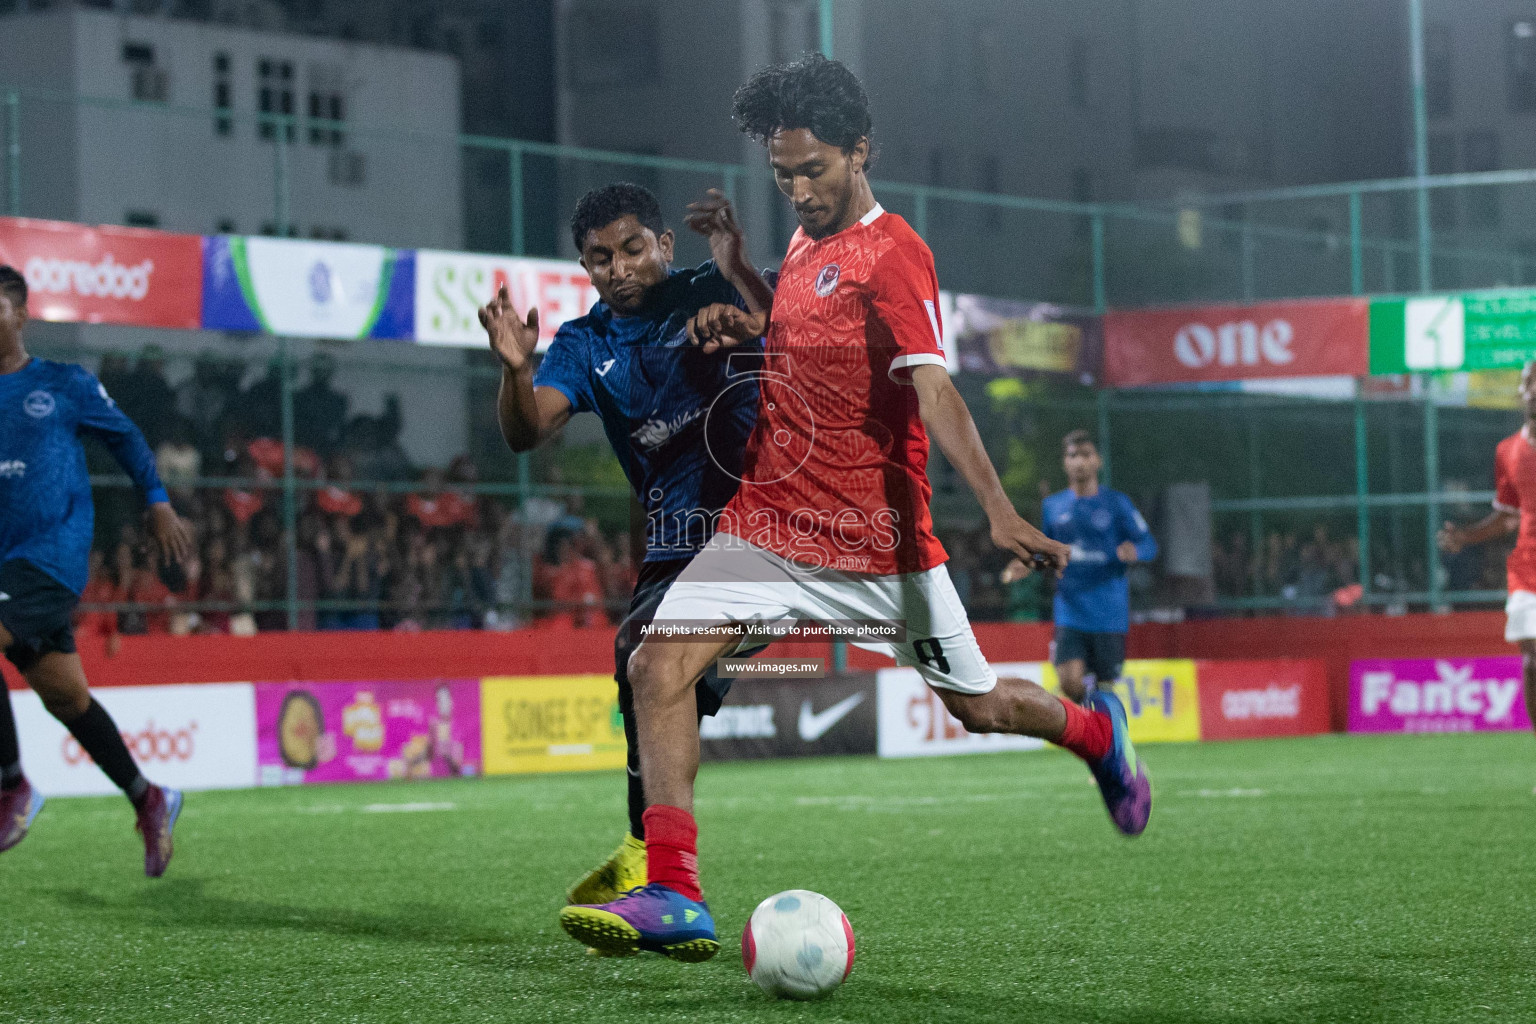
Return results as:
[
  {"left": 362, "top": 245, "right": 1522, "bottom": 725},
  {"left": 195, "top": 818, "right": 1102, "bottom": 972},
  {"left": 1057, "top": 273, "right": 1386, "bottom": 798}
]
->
[
  {"left": 361, "top": 802, "right": 457, "bottom": 813},
  {"left": 1178, "top": 788, "right": 1267, "bottom": 798}
]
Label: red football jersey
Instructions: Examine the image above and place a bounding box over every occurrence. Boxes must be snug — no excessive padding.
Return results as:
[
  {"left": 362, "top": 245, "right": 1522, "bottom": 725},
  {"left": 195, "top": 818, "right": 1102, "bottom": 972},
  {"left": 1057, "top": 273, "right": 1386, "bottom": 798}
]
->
[
  {"left": 720, "top": 205, "right": 949, "bottom": 575},
  {"left": 1494, "top": 429, "right": 1536, "bottom": 593}
]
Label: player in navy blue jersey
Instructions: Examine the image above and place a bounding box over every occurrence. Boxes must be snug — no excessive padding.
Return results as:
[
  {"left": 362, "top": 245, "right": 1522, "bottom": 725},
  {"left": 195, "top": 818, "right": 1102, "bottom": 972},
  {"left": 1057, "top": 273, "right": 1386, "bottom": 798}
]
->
[
  {"left": 1041, "top": 430, "right": 1159, "bottom": 704},
  {"left": 480, "top": 183, "right": 772, "bottom": 914},
  {"left": 0, "top": 264, "right": 193, "bottom": 875}
]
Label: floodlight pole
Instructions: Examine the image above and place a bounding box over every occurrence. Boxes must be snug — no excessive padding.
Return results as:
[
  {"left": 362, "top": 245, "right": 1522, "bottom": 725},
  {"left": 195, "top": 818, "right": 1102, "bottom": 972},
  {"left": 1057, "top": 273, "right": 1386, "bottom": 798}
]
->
[
  {"left": 1408, "top": 0, "right": 1432, "bottom": 292},
  {"left": 819, "top": 0, "right": 834, "bottom": 57}
]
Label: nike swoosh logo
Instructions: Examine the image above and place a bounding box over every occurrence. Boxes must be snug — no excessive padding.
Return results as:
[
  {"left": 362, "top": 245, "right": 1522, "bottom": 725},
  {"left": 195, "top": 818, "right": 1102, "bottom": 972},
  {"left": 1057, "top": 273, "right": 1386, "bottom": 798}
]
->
[
  {"left": 595, "top": 358, "right": 616, "bottom": 377},
  {"left": 798, "top": 693, "right": 866, "bottom": 742}
]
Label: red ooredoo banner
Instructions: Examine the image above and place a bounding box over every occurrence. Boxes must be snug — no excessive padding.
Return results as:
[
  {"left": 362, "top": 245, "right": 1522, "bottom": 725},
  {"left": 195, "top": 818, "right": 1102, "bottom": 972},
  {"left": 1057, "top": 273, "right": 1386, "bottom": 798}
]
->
[
  {"left": 1104, "top": 298, "right": 1368, "bottom": 387},
  {"left": 0, "top": 217, "right": 202, "bottom": 329},
  {"left": 1196, "top": 660, "right": 1331, "bottom": 741}
]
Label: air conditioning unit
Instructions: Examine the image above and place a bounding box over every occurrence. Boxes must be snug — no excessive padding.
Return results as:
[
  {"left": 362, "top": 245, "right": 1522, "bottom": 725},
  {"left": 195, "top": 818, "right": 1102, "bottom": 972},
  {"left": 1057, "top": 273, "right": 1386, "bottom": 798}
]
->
[
  {"left": 327, "top": 149, "right": 366, "bottom": 187},
  {"left": 131, "top": 66, "right": 169, "bottom": 103}
]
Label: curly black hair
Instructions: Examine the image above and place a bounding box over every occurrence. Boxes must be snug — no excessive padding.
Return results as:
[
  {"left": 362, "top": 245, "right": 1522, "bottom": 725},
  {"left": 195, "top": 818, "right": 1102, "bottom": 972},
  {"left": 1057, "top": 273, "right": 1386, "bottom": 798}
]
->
[
  {"left": 569, "top": 182, "right": 666, "bottom": 251},
  {"left": 0, "top": 264, "right": 26, "bottom": 308},
  {"left": 731, "top": 53, "right": 874, "bottom": 169}
]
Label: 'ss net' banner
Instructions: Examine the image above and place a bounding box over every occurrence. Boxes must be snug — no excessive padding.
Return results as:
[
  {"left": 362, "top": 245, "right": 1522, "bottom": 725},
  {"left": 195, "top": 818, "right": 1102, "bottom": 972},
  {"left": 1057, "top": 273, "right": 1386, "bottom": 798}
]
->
[
  {"left": 1350, "top": 658, "right": 1532, "bottom": 734},
  {"left": 1105, "top": 298, "right": 1369, "bottom": 387},
  {"left": 201, "top": 236, "right": 415, "bottom": 339},
  {"left": 414, "top": 250, "right": 599, "bottom": 351},
  {"left": 0, "top": 216, "right": 203, "bottom": 329},
  {"left": 256, "top": 679, "right": 480, "bottom": 785}
]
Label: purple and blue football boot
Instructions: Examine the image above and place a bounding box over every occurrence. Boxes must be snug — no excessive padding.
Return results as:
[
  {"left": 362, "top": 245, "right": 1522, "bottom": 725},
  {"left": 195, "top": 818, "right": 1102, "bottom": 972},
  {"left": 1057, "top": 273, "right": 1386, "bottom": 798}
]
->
[
  {"left": 1086, "top": 689, "right": 1152, "bottom": 836},
  {"left": 0, "top": 778, "right": 44, "bottom": 853},
  {"left": 560, "top": 882, "right": 719, "bottom": 961}
]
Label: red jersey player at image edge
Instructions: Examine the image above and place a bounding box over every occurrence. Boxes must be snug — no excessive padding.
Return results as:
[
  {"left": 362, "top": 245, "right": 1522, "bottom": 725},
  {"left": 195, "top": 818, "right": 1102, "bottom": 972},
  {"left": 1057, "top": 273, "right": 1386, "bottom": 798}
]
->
[
  {"left": 1438, "top": 358, "right": 1536, "bottom": 745},
  {"left": 556, "top": 54, "right": 1154, "bottom": 968}
]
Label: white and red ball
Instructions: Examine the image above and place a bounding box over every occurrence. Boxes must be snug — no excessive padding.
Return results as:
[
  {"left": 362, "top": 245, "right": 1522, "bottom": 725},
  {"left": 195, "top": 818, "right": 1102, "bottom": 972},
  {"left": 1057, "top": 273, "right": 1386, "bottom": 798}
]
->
[{"left": 741, "top": 890, "right": 855, "bottom": 1000}]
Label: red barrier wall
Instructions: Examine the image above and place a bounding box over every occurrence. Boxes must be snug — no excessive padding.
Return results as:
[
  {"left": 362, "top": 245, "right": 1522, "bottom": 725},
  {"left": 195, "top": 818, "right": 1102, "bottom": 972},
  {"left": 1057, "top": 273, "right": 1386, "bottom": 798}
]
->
[{"left": 6, "top": 611, "right": 1512, "bottom": 732}]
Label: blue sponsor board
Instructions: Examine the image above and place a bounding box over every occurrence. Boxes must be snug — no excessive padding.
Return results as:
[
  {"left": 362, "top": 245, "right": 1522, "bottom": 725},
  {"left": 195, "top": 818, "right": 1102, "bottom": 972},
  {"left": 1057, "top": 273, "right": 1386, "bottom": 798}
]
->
[{"left": 202, "top": 235, "right": 414, "bottom": 339}]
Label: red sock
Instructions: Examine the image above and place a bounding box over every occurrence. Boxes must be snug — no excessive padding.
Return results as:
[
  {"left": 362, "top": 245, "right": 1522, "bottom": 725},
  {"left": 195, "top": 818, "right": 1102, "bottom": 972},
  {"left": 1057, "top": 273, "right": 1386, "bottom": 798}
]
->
[
  {"left": 1054, "top": 697, "right": 1113, "bottom": 763},
  {"left": 642, "top": 805, "right": 702, "bottom": 902}
]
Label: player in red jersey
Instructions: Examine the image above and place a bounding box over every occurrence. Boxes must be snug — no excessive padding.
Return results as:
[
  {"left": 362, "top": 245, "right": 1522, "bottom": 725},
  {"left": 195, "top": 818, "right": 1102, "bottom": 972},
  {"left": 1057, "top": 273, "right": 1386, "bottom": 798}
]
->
[
  {"left": 558, "top": 55, "right": 1152, "bottom": 962},
  {"left": 1439, "top": 359, "right": 1536, "bottom": 739}
]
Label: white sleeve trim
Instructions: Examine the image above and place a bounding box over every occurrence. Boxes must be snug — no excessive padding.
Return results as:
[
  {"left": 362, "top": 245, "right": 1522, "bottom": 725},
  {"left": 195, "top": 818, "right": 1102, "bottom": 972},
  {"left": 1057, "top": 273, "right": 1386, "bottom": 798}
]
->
[
  {"left": 859, "top": 203, "right": 886, "bottom": 226},
  {"left": 1494, "top": 500, "right": 1518, "bottom": 512},
  {"left": 888, "top": 352, "right": 948, "bottom": 383}
]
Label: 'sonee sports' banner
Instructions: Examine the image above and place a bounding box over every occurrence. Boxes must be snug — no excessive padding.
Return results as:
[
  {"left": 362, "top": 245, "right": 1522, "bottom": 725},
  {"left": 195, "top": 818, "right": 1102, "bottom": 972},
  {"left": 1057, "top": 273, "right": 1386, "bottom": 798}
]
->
[
  {"left": 1105, "top": 298, "right": 1368, "bottom": 387},
  {"left": 255, "top": 679, "right": 480, "bottom": 785},
  {"left": 0, "top": 216, "right": 203, "bottom": 329},
  {"left": 480, "top": 675, "right": 626, "bottom": 775},
  {"left": 949, "top": 295, "right": 1103, "bottom": 383},
  {"left": 1350, "top": 658, "right": 1532, "bottom": 733},
  {"left": 415, "top": 250, "right": 599, "bottom": 351},
  {"left": 1195, "top": 660, "right": 1331, "bottom": 741},
  {"left": 201, "top": 235, "right": 415, "bottom": 339},
  {"left": 1369, "top": 291, "right": 1536, "bottom": 373}
]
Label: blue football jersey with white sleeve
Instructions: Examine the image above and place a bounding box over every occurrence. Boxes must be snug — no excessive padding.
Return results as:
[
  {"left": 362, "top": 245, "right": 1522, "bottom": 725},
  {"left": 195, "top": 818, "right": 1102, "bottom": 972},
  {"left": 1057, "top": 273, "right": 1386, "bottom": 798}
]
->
[
  {"left": 1042, "top": 487, "right": 1158, "bottom": 634},
  {"left": 532, "top": 261, "right": 761, "bottom": 561},
  {"left": 0, "top": 358, "right": 168, "bottom": 594}
]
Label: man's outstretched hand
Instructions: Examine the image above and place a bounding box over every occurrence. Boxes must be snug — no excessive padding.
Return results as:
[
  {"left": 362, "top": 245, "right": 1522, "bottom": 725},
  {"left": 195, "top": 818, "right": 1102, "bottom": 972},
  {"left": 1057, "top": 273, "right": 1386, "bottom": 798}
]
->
[
  {"left": 146, "top": 502, "right": 193, "bottom": 569},
  {"left": 685, "top": 188, "right": 749, "bottom": 275},
  {"left": 994, "top": 514, "right": 1071, "bottom": 582},
  {"left": 480, "top": 284, "right": 540, "bottom": 372},
  {"left": 687, "top": 303, "right": 766, "bottom": 353}
]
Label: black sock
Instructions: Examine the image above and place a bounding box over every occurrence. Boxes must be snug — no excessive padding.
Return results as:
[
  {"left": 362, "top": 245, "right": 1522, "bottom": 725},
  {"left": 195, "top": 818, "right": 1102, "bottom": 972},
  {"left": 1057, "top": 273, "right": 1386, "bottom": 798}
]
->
[
  {"left": 63, "top": 699, "right": 149, "bottom": 803},
  {"left": 0, "top": 689, "right": 21, "bottom": 789},
  {"left": 617, "top": 675, "right": 646, "bottom": 839}
]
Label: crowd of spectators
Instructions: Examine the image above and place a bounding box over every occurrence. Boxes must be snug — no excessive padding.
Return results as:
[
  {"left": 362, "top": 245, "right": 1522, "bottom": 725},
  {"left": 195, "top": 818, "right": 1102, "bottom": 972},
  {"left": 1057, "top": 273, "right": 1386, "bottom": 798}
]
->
[{"left": 74, "top": 348, "right": 1514, "bottom": 638}]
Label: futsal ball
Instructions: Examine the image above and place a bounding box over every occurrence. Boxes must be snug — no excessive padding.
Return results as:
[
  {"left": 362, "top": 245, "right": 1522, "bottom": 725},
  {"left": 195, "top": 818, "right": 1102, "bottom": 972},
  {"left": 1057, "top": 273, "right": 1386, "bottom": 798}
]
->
[{"left": 741, "top": 890, "right": 855, "bottom": 1000}]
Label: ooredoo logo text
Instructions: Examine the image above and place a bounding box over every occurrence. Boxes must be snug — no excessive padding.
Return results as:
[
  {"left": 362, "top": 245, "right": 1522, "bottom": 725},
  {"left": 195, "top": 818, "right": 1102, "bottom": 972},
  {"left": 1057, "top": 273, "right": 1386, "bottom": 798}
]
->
[
  {"left": 25, "top": 254, "right": 156, "bottom": 302},
  {"left": 62, "top": 720, "right": 198, "bottom": 766}
]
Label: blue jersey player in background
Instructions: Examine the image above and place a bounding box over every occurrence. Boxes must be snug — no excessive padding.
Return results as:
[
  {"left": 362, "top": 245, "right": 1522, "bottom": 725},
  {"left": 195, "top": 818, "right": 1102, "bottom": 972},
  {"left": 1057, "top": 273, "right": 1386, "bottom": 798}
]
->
[
  {"left": 1042, "top": 430, "right": 1159, "bottom": 704},
  {"left": 0, "top": 264, "right": 193, "bottom": 875},
  {"left": 480, "top": 184, "right": 772, "bottom": 918}
]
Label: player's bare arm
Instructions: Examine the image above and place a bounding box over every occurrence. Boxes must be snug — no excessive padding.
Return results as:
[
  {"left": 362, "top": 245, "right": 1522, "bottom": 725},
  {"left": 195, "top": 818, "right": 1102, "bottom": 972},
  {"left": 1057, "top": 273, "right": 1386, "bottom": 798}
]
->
[
  {"left": 909, "top": 363, "right": 1070, "bottom": 574},
  {"left": 687, "top": 304, "right": 767, "bottom": 352},
  {"left": 1116, "top": 540, "right": 1140, "bottom": 564},
  {"left": 1439, "top": 509, "right": 1519, "bottom": 554},
  {"left": 480, "top": 284, "right": 572, "bottom": 451},
  {"left": 145, "top": 502, "right": 193, "bottom": 567},
  {"left": 685, "top": 189, "right": 774, "bottom": 315}
]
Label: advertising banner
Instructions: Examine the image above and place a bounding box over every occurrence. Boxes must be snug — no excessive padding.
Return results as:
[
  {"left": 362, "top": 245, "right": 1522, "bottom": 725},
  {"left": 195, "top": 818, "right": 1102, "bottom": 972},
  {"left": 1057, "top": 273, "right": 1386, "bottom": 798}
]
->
[
  {"left": 1195, "top": 660, "right": 1330, "bottom": 741},
  {"left": 1105, "top": 298, "right": 1369, "bottom": 387},
  {"left": 1037, "top": 660, "right": 1203, "bottom": 743},
  {"left": 414, "top": 250, "right": 599, "bottom": 350},
  {"left": 255, "top": 679, "right": 479, "bottom": 785},
  {"left": 481, "top": 675, "right": 626, "bottom": 775},
  {"left": 949, "top": 294, "right": 1102, "bottom": 383},
  {"left": 0, "top": 216, "right": 202, "bottom": 329},
  {"left": 877, "top": 664, "right": 1047, "bottom": 758},
  {"left": 13, "top": 683, "right": 257, "bottom": 796},
  {"left": 1349, "top": 658, "right": 1532, "bottom": 733},
  {"left": 699, "top": 673, "right": 877, "bottom": 761},
  {"left": 201, "top": 235, "right": 414, "bottom": 339},
  {"left": 1369, "top": 291, "right": 1536, "bottom": 373}
]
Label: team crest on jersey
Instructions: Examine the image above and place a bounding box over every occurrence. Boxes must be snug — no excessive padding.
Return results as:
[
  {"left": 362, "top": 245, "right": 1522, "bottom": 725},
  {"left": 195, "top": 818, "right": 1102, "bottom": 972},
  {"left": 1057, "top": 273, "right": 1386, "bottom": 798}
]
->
[
  {"left": 23, "top": 390, "right": 55, "bottom": 419},
  {"left": 814, "top": 263, "right": 841, "bottom": 297}
]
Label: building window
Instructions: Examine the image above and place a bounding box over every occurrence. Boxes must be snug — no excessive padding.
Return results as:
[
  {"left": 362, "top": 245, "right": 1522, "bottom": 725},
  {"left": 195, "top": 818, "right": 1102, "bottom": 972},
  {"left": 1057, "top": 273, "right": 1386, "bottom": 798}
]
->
[
  {"left": 1428, "top": 132, "right": 1457, "bottom": 230},
  {"left": 124, "top": 210, "right": 160, "bottom": 228},
  {"left": 258, "top": 58, "right": 296, "bottom": 143},
  {"left": 567, "top": 4, "right": 660, "bottom": 88},
  {"left": 213, "top": 51, "right": 232, "bottom": 136},
  {"left": 1509, "top": 20, "right": 1536, "bottom": 112},
  {"left": 308, "top": 91, "right": 345, "bottom": 147},
  {"left": 1464, "top": 131, "right": 1501, "bottom": 228},
  {"left": 1068, "top": 38, "right": 1090, "bottom": 109},
  {"left": 1426, "top": 24, "right": 1453, "bottom": 119},
  {"left": 123, "top": 41, "right": 168, "bottom": 103}
]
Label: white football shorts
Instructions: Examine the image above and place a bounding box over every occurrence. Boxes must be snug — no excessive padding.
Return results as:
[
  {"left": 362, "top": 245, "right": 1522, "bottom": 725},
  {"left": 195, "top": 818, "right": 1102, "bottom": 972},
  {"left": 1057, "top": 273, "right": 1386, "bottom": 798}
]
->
[
  {"left": 1506, "top": 590, "right": 1536, "bottom": 643},
  {"left": 650, "top": 533, "right": 997, "bottom": 695}
]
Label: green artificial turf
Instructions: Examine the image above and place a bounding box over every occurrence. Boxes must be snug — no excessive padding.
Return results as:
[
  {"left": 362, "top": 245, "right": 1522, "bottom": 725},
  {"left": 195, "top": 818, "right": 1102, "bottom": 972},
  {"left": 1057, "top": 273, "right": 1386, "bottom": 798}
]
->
[{"left": 3, "top": 733, "right": 1534, "bottom": 1023}]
